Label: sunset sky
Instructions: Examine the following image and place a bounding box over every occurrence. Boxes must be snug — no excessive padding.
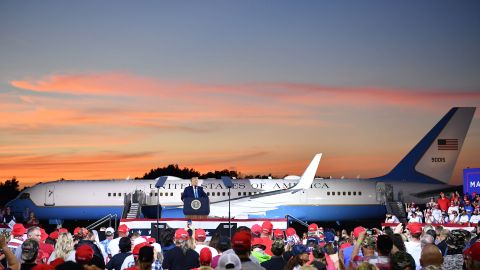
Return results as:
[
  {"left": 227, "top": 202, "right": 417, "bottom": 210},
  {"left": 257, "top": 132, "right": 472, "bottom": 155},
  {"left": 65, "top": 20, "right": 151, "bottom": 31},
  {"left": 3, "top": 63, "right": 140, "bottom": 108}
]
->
[{"left": 1, "top": 1, "right": 479, "bottom": 187}]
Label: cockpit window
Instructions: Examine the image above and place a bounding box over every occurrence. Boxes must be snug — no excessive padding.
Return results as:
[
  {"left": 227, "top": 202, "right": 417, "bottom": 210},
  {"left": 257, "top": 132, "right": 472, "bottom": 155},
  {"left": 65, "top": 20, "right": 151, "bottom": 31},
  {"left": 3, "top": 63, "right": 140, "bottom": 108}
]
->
[{"left": 19, "top": 193, "right": 30, "bottom": 199}]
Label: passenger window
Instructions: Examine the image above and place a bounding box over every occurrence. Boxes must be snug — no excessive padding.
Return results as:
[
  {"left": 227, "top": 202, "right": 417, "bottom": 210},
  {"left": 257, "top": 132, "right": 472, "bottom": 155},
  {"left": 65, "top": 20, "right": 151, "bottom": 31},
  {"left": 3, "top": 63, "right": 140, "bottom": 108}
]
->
[
  {"left": 353, "top": 192, "right": 356, "bottom": 195},
  {"left": 359, "top": 191, "right": 362, "bottom": 195},
  {"left": 238, "top": 192, "right": 241, "bottom": 196},
  {"left": 170, "top": 192, "right": 173, "bottom": 196},
  {"left": 327, "top": 192, "right": 330, "bottom": 196},
  {"left": 343, "top": 192, "right": 346, "bottom": 196},
  {"left": 113, "top": 193, "right": 116, "bottom": 196},
  {"left": 337, "top": 192, "right": 340, "bottom": 195},
  {"left": 223, "top": 192, "right": 226, "bottom": 196},
  {"left": 243, "top": 192, "right": 247, "bottom": 196},
  {"left": 348, "top": 192, "right": 351, "bottom": 196},
  {"left": 212, "top": 193, "right": 215, "bottom": 196},
  {"left": 207, "top": 192, "right": 210, "bottom": 196},
  {"left": 217, "top": 192, "right": 220, "bottom": 196},
  {"left": 160, "top": 192, "right": 163, "bottom": 196}
]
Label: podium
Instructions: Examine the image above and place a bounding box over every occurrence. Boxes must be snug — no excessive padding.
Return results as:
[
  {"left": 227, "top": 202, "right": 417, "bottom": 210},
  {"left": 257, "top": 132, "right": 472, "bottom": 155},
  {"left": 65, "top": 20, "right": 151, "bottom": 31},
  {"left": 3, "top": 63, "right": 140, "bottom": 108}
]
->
[{"left": 183, "top": 197, "right": 210, "bottom": 219}]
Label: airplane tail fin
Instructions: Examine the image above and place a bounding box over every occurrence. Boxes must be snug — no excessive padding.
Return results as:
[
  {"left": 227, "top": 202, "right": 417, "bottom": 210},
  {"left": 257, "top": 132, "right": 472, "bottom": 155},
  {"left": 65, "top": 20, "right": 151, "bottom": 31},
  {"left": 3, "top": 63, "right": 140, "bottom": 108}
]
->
[
  {"left": 378, "top": 107, "right": 475, "bottom": 184},
  {"left": 293, "top": 153, "right": 322, "bottom": 189}
]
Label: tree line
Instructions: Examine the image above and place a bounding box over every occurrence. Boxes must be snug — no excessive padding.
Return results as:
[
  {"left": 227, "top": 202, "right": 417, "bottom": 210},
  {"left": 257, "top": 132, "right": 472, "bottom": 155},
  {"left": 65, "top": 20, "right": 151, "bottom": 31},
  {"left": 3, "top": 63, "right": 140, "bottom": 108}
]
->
[{"left": 138, "top": 164, "right": 273, "bottom": 180}]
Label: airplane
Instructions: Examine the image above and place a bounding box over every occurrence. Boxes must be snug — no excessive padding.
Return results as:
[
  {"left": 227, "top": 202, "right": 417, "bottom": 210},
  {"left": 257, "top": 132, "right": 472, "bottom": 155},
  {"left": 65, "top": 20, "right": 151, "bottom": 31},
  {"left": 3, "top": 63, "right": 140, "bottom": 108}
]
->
[{"left": 6, "top": 107, "right": 476, "bottom": 224}]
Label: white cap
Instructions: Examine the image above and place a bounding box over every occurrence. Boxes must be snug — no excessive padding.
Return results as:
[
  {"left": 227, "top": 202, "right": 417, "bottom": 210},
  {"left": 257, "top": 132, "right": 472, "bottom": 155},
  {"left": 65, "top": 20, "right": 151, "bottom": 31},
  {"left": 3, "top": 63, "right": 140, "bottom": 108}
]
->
[
  {"left": 105, "top": 227, "right": 115, "bottom": 236},
  {"left": 217, "top": 253, "right": 241, "bottom": 270},
  {"left": 133, "top": 236, "right": 147, "bottom": 246}
]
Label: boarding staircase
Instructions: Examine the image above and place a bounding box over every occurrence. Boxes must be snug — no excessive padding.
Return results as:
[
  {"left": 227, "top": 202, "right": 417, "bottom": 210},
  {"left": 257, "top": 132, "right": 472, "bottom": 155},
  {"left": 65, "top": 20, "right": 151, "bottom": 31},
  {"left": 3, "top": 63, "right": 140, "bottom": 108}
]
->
[
  {"left": 126, "top": 203, "right": 140, "bottom": 219},
  {"left": 386, "top": 201, "right": 407, "bottom": 223},
  {"left": 122, "top": 190, "right": 146, "bottom": 219}
]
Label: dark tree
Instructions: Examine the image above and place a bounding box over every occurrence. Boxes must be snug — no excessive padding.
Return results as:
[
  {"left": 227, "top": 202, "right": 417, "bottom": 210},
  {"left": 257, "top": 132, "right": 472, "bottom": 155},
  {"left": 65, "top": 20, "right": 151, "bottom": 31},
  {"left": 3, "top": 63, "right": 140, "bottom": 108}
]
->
[
  {"left": 201, "top": 169, "right": 239, "bottom": 179},
  {"left": 0, "top": 177, "right": 21, "bottom": 207},
  {"left": 140, "top": 164, "right": 201, "bottom": 179}
]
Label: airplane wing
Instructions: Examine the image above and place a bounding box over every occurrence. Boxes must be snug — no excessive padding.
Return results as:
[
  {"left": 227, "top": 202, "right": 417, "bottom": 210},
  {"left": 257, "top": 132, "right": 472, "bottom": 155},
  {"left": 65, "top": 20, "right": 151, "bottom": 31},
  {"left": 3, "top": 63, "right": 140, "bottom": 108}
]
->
[{"left": 208, "top": 153, "right": 322, "bottom": 218}]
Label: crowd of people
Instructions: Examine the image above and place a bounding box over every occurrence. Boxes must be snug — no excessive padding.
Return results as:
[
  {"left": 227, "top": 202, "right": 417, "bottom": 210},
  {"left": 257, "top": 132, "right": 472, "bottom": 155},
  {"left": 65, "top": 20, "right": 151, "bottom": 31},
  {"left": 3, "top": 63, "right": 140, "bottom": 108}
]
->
[
  {"left": 1, "top": 217, "right": 480, "bottom": 270},
  {"left": 1, "top": 191, "right": 480, "bottom": 270},
  {"left": 401, "top": 192, "right": 480, "bottom": 225}
]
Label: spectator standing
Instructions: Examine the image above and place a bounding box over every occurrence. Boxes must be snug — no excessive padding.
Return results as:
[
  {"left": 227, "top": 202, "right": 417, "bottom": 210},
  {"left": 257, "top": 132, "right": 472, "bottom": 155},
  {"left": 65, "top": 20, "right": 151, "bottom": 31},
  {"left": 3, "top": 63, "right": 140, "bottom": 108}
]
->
[
  {"left": 284, "top": 245, "right": 309, "bottom": 270},
  {"left": 431, "top": 206, "right": 442, "bottom": 224},
  {"left": 0, "top": 234, "right": 20, "bottom": 270},
  {"left": 196, "top": 247, "right": 213, "bottom": 270},
  {"left": 3, "top": 207, "right": 15, "bottom": 224},
  {"left": 101, "top": 227, "right": 115, "bottom": 260},
  {"left": 106, "top": 237, "right": 131, "bottom": 270},
  {"left": 108, "top": 225, "right": 130, "bottom": 258},
  {"left": 260, "top": 240, "right": 286, "bottom": 270},
  {"left": 193, "top": 229, "right": 217, "bottom": 258},
  {"left": 47, "top": 232, "right": 75, "bottom": 263},
  {"left": 419, "top": 244, "right": 443, "bottom": 270},
  {"left": 216, "top": 253, "right": 241, "bottom": 270},
  {"left": 443, "top": 230, "right": 468, "bottom": 270},
  {"left": 8, "top": 224, "right": 26, "bottom": 254},
  {"left": 259, "top": 221, "right": 273, "bottom": 256},
  {"left": 15, "top": 227, "right": 41, "bottom": 263},
  {"left": 25, "top": 212, "right": 39, "bottom": 227},
  {"left": 250, "top": 239, "right": 270, "bottom": 264},
  {"left": 20, "top": 239, "right": 39, "bottom": 270},
  {"left": 211, "top": 236, "right": 230, "bottom": 269},
  {"left": 404, "top": 223, "right": 422, "bottom": 270},
  {"left": 471, "top": 210, "right": 480, "bottom": 224},
  {"left": 162, "top": 229, "right": 199, "bottom": 270},
  {"left": 460, "top": 211, "right": 470, "bottom": 224},
  {"left": 465, "top": 242, "right": 480, "bottom": 270},
  {"left": 231, "top": 231, "right": 264, "bottom": 270},
  {"left": 437, "top": 192, "right": 450, "bottom": 212}
]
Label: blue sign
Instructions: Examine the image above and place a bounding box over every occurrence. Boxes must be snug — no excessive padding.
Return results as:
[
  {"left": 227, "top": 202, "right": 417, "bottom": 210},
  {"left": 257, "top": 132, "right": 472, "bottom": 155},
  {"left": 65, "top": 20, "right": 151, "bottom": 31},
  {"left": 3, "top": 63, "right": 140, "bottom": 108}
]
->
[{"left": 464, "top": 168, "right": 480, "bottom": 195}]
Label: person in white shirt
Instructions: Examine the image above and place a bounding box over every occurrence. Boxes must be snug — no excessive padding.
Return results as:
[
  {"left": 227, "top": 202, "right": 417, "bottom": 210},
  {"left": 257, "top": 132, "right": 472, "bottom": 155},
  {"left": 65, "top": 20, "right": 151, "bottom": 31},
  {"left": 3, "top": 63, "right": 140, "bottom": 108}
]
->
[
  {"left": 385, "top": 213, "right": 400, "bottom": 223},
  {"left": 426, "top": 197, "right": 437, "bottom": 209},
  {"left": 449, "top": 211, "right": 460, "bottom": 224},
  {"left": 107, "top": 224, "right": 130, "bottom": 258},
  {"left": 424, "top": 210, "right": 434, "bottom": 224},
  {"left": 432, "top": 206, "right": 442, "bottom": 224},
  {"left": 470, "top": 209, "right": 480, "bottom": 224},
  {"left": 409, "top": 212, "right": 422, "bottom": 223},
  {"left": 459, "top": 211, "right": 470, "bottom": 224},
  {"left": 447, "top": 202, "right": 459, "bottom": 215}
]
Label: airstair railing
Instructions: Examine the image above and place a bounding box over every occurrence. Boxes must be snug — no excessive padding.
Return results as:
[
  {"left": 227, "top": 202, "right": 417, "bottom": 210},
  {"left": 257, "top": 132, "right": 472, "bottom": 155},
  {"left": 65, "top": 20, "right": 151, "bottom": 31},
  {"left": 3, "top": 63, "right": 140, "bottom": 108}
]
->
[
  {"left": 86, "top": 214, "right": 118, "bottom": 231},
  {"left": 285, "top": 214, "right": 309, "bottom": 227}
]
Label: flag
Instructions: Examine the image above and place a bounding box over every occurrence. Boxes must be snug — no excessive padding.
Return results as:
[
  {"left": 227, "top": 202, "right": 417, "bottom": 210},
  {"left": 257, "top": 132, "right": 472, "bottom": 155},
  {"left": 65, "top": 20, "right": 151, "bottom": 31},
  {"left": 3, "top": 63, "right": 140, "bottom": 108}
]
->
[{"left": 437, "top": 139, "right": 458, "bottom": 150}]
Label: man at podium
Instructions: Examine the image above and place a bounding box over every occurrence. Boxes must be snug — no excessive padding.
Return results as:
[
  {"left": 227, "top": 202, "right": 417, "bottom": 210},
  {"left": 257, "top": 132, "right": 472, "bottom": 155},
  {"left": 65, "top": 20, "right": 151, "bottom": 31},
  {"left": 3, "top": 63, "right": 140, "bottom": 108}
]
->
[{"left": 181, "top": 177, "right": 208, "bottom": 201}]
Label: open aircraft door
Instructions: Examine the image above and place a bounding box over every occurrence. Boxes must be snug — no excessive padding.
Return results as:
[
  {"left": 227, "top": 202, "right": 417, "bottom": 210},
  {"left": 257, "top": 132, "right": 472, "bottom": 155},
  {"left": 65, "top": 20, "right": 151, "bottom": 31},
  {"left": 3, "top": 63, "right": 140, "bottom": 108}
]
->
[
  {"left": 376, "top": 182, "right": 387, "bottom": 204},
  {"left": 44, "top": 185, "right": 55, "bottom": 206}
]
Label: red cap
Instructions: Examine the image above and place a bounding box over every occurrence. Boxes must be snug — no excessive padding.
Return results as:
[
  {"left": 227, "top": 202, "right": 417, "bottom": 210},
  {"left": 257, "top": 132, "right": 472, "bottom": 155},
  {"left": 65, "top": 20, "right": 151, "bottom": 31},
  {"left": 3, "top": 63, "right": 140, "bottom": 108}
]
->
[
  {"left": 49, "top": 231, "right": 59, "bottom": 240},
  {"left": 353, "top": 226, "right": 366, "bottom": 238},
  {"left": 31, "top": 264, "right": 54, "bottom": 270},
  {"left": 251, "top": 237, "right": 266, "bottom": 248},
  {"left": 195, "top": 229, "right": 206, "bottom": 241},
  {"left": 12, "top": 223, "right": 26, "bottom": 237},
  {"left": 407, "top": 223, "right": 423, "bottom": 234},
  {"left": 58, "top": 228, "right": 68, "bottom": 234},
  {"left": 466, "top": 242, "right": 480, "bottom": 261},
  {"left": 308, "top": 223, "right": 318, "bottom": 232},
  {"left": 75, "top": 244, "right": 94, "bottom": 263},
  {"left": 73, "top": 227, "right": 81, "bottom": 235},
  {"left": 251, "top": 224, "right": 261, "bottom": 236},
  {"left": 175, "top": 228, "right": 189, "bottom": 240},
  {"left": 133, "top": 242, "right": 150, "bottom": 256},
  {"left": 49, "top": 258, "right": 64, "bottom": 268},
  {"left": 199, "top": 247, "right": 212, "bottom": 265},
  {"left": 118, "top": 224, "right": 129, "bottom": 234},
  {"left": 232, "top": 231, "right": 251, "bottom": 251},
  {"left": 261, "top": 221, "right": 273, "bottom": 234},
  {"left": 273, "top": 229, "right": 284, "bottom": 239},
  {"left": 147, "top": 237, "right": 156, "bottom": 244},
  {"left": 286, "top": 227, "right": 296, "bottom": 237}
]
